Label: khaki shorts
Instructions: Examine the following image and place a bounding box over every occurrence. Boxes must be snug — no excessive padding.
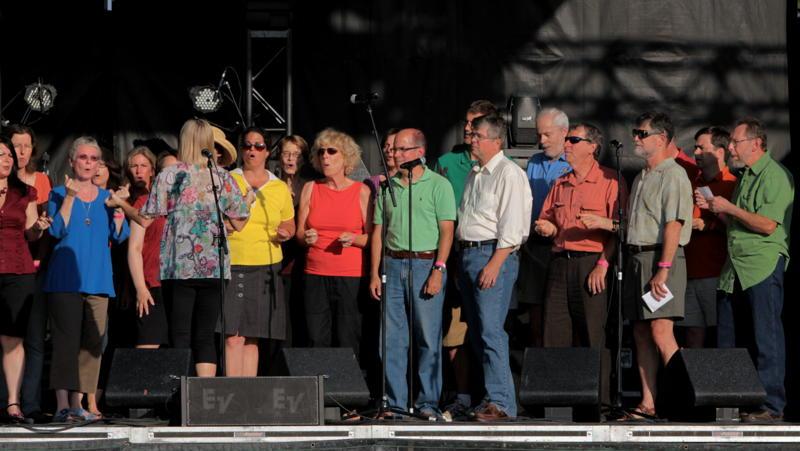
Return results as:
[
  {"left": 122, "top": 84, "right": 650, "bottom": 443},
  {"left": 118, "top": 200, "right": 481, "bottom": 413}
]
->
[
  {"left": 623, "top": 247, "right": 686, "bottom": 321},
  {"left": 442, "top": 306, "right": 467, "bottom": 347}
]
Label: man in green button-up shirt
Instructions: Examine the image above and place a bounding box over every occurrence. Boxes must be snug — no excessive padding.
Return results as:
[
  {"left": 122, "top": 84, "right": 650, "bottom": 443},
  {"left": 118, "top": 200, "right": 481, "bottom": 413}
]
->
[{"left": 696, "top": 117, "right": 793, "bottom": 422}]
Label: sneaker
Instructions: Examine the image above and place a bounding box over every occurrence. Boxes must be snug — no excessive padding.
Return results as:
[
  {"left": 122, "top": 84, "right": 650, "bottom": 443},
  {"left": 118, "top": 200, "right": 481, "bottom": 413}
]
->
[
  {"left": 442, "top": 399, "right": 470, "bottom": 422},
  {"left": 418, "top": 408, "right": 443, "bottom": 421},
  {"left": 740, "top": 409, "right": 783, "bottom": 423}
]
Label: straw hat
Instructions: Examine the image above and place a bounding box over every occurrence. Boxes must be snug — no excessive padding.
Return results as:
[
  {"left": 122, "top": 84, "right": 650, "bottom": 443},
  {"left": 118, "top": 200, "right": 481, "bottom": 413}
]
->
[{"left": 211, "top": 126, "right": 237, "bottom": 167}]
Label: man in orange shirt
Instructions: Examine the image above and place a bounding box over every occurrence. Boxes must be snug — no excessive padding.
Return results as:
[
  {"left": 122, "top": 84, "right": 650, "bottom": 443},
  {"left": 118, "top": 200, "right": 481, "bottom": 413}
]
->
[
  {"left": 678, "top": 127, "right": 737, "bottom": 347},
  {"left": 534, "top": 123, "right": 627, "bottom": 353}
]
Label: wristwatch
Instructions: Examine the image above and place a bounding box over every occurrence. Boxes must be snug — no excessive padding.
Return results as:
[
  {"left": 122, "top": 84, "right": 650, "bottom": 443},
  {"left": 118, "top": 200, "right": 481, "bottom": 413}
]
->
[{"left": 432, "top": 261, "right": 447, "bottom": 273}]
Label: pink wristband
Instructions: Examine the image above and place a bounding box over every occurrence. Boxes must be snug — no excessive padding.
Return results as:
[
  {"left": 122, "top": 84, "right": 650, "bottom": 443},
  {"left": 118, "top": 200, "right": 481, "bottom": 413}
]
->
[
  {"left": 434, "top": 261, "right": 447, "bottom": 269},
  {"left": 657, "top": 261, "right": 672, "bottom": 268},
  {"left": 596, "top": 259, "right": 609, "bottom": 268}
]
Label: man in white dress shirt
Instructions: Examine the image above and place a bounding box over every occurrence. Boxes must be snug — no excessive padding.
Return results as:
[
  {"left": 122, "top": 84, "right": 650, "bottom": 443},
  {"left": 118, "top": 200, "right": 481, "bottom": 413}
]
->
[{"left": 456, "top": 113, "right": 533, "bottom": 421}]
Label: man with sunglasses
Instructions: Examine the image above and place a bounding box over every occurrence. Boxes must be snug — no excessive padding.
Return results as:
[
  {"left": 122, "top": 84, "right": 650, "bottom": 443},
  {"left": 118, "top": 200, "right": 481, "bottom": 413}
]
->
[
  {"left": 369, "top": 128, "right": 456, "bottom": 419},
  {"left": 695, "top": 117, "right": 793, "bottom": 422},
  {"left": 457, "top": 114, "right": 532, "bottom": 421},
  {"left": 534, "top": 123, "right": 628, "bottom": 405},
  {"left": 521, "top": 107, "right": 572, "bottom": 347},
  {"left": 622, "top": 112, "right": 693, "bottom": 420}
]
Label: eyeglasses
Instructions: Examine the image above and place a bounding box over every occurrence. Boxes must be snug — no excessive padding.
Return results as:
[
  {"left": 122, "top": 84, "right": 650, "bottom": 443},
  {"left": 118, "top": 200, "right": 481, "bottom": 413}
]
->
[
  {"left": 242, "top": 142, "right": 267, "bottom": 151},
  {"left": 317, "top": 147, "right": 339, "bottom": 156},
  {"left": 565, "top": 136, "right": 592, "bottom": 144},
  {"left": 390, "top": 146, "right": 421, "bottom": 153},
  {"left": 730, "top": 137, "right": 755, "bottom": 147},
  {"left": 75, "top": 154, "right": 100, "bottom": 162},
  {"left": 282, "top": 151, "right": 301, "bottom": 159},
  {"left": 468, "top": 132, "right": 495, "bottom": 141},
  {"left": 631, "top": 128, "right": 663, "bottom": 140}
]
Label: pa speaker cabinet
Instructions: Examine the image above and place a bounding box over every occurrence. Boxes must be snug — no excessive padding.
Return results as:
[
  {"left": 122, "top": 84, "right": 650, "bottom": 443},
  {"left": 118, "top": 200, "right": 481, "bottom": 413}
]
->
[
  {"left": 105, "top": 348, "right": 192, "bottom": 408},
  {"left": 181, "top": 376, "right": 324, "bottom": 426},
  {"left": 657, "top": 348, "right": 766, "bottom": 421},
  {"left": 507, "top": 95, "right": 541, "bottom": 146},
  {"left": 519, "top": 347, "right": 601, "bottom": 422},
  {"left": 270, "top": 347, "right": 370, "bottom": 407}
]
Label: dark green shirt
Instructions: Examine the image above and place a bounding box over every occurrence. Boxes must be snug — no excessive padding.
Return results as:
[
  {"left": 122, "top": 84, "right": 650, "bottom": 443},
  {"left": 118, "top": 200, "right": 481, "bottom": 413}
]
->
[
  {"left": 374, "top": 167, "right": 457, "bottom": 252},
  {"left": 719, "top": 152, "right": 794, "bottom": 292},
  {"left": 433, "top": 148, "right": 476, "bottom": 210}
]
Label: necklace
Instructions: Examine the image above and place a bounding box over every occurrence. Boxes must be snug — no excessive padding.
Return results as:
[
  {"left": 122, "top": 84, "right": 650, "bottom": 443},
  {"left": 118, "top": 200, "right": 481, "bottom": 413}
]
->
[{"left": 79, "top": 198, "right": 92, "bottom": 226}]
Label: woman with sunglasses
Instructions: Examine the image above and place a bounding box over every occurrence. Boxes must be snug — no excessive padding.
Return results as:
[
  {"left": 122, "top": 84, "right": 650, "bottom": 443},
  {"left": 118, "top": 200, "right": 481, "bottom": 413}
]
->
[
  {"left": 220, "top": 127, "right": 295, "bottom": 376},
  {"left": 44, "top": 136, "right": 129, "bottom": 422},
  {"left": 295, "top": 128, "right": 372, "bottom": 356},
  {"left": 0, "top": 137, "right": 51, "bottom": 423}
]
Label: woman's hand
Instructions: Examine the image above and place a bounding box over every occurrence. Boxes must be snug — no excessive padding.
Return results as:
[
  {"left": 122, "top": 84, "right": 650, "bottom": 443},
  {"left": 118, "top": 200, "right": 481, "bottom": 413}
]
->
[{"left": 304, "top": 228, "right": 319, "bottom": 245}]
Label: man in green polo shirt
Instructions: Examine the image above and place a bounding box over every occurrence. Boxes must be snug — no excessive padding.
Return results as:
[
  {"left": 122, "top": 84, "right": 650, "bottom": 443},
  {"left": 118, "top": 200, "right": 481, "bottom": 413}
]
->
[
  {"left": 369, "top": 128, "right": 456, "bottom": 419},
  {"left": 696, "top": 117, "right": 793, "bottom": 423}
]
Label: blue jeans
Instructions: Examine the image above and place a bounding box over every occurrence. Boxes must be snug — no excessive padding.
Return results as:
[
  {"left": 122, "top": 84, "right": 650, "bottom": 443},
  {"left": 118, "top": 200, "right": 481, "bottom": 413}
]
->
[
  {"left": 460, "top": 244, "right": 519, "bottom": 417},
  {"left": 383, "top": 256, "right": 445, "bottom": 412},
  {"left": 718, "top": 255, "right": 785, "bottom": 414}
]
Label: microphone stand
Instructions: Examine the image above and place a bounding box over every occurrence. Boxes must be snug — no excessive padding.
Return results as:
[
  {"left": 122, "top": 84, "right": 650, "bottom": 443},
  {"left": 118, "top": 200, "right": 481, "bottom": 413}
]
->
[
  {"left": 205, "top": 153, "right": 228, "bottom": 376},
  {"left": 610, "top": 140, "right": 626, "bottom": 415}
]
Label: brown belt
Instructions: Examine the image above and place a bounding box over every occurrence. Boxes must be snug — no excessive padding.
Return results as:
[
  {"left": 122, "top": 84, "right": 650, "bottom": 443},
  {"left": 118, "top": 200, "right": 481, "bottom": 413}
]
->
[
  {"left": 386, "top": 249, "right": 436, "bottom": 259},
  {"left": 626, "top": 244, "right": 662, "bottom": 254}
]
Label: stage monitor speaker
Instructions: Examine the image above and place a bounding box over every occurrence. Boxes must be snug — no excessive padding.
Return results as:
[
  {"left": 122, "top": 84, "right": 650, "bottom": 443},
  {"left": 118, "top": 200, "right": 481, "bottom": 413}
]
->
[
  {"left": 507, "top": 95, "right": 540, "bottom": 147},
  {"left": 181, "top": 376, "right": 324, "bottom": 426},
  {"left": 519, "top": 347, "right": 601, "bottom": 409},
  {"left": 105, "top": 348, "right": 192, "bottom": 408},
  {"left": 657, "top": 348, "right": 766, "bottom": 421},
  {"left": 270, "top": 347, "right": 370, "bottom": 408}
]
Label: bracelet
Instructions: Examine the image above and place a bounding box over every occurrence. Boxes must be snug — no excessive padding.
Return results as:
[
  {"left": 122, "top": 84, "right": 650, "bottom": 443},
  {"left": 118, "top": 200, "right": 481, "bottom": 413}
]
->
[
  {"left": 434, "top": 261, "right": 447, "bottom": 270},
  {"left": 113, "top": 212, "right": 125, "bottom": 219},
  {"left": 596, "top": 258, "right": 609, "bottom": 268},
  {"left": 657, "top": 261, "right": 672, "bottom": 269}
]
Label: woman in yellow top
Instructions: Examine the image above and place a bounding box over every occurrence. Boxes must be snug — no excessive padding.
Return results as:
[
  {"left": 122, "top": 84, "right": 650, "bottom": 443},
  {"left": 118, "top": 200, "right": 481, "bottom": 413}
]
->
[{"left": 224, "top": 126, "right": 295, "bottom": 376}]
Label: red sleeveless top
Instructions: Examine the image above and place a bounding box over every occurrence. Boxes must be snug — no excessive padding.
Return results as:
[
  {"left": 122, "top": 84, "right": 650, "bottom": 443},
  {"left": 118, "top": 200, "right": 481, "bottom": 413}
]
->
[{"left": 304, "top": 181, "right": 365, "bottom": 277}]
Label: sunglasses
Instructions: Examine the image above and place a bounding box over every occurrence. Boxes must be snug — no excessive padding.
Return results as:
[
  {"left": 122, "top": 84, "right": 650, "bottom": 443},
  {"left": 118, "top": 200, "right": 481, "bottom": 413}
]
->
[
  {"left": 564, "top": 136, "right": 592, "bottom": 144},
  {"left": 631, "top": 128, "right": 663, "bottom": 140},
  {"left": 241, "top": 142, "right": 267, "bottom": 151},
  {"left": 317, "top": 147, "right": 339, "bottom": 156}
]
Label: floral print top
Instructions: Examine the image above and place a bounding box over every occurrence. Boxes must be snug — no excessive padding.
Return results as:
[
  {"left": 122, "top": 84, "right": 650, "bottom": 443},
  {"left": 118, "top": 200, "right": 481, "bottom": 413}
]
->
[{"left": 141, "top": 162, "right": 249, "bottom": 280}]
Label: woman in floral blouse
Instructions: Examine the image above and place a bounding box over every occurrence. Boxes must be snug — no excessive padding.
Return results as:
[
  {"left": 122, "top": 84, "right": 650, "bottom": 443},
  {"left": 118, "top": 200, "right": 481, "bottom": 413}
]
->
[{"left": 141, "top": 119, "right": 249, "bottom": 377}]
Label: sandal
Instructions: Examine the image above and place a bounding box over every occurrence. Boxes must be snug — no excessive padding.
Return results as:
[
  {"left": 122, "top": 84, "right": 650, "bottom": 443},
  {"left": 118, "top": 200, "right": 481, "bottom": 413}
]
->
[
  {"left": 69, "top": 407, "right": 102, "bottom": 421},
  {"left": 5, "top": 403, "right": 26, "bottom": 424},
  {"left": 53, "top": 408, "right": 76, "bottom": 423},
  {"left": 616, "top": 406, "right": 658, "bottom": 422}
]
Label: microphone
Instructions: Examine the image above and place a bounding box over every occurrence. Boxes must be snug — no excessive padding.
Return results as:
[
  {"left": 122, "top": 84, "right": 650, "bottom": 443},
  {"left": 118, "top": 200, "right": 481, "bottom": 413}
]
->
[
  {"left": 215, "top": 68, "right": 228, "bottom": 92},
  {"left": 609, "top": 139, "right": 623, "bottom": 149},
  {"left": 400, "top": 156, "right": 426, "bottom": 170},
  {"left": 201, "top": 148, "right": 214, "bottom": 159},
  {"left": 350, "top": 92, "right": 379, "bottom": 104}
]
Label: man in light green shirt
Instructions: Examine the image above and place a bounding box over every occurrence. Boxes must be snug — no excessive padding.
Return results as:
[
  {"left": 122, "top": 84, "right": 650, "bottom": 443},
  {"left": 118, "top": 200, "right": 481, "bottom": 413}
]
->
[
  {"left": 696, "top": 117, "right": 793, "bottom": 422},
  {"left": 368, "top": 128, "right": 456, "bottom": 418}
]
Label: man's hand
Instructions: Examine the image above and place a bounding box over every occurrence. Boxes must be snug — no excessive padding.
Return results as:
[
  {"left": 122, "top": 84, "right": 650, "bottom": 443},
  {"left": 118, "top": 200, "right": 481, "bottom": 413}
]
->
[
  {"left": 649, "top": 268, "right": 670, "bottom": 300},
  {"left": 478, "top": 261, "right": 501, "bottom": 289},
  {"left": 587, "top": 265, "right": 607, "bottom": 295},
  {"left": 578, "top": 213, "right": 613, "bottom": 231},
  {"left": 423, "top": 270, "right": 443, "bottom": 296},
  {"left": 706, "top": 195, "right": 734, "bottom": 215},
  {"left": 533, "top": 219, "right": 557, "bottom": 237}
]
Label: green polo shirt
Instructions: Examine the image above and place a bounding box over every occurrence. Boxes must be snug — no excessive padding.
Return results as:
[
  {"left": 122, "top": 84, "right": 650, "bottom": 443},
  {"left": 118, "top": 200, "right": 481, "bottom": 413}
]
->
[
  {"left": 374, "top": 166, "right": 457, "bottom": 251},
  {"left": 719, "top": 152, "right": 794, "bottom": 293},
  {"left": 433, "top": 148, "right": 477, "bottom": 210}
]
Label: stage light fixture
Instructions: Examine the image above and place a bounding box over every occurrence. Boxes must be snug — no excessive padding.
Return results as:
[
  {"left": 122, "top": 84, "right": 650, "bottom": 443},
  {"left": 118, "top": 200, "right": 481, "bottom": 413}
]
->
[
  {"left": 24, "top": 83, "right": 57, "bottom": 112},
  {"left": 189, "top": 86, "right": 223, "bottom": 113}
]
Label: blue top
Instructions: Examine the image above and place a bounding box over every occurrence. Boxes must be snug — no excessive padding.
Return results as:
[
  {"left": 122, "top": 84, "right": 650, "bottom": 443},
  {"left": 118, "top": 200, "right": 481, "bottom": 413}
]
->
[
  {"left": 44, "top": 186, "right": 130, "bottom": 296},
  {"left": 525, "top": 152, "right": 571, "bottom": 221}
]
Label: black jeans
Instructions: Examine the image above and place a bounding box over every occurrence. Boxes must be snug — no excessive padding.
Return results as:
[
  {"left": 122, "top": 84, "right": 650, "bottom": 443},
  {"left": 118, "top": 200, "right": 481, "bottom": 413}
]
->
[
  {"left": 303, "top": 274, "right": 362, "bottom": 358},
  {"left": 170, "top": 279, "right": 223, "bottom": 364}
]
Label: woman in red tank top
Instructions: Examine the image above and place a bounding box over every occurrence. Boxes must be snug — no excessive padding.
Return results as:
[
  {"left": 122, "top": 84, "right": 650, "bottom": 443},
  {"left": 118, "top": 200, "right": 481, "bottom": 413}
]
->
[{"left": 295, "top": 129, "right": 372, "bottom": 356}]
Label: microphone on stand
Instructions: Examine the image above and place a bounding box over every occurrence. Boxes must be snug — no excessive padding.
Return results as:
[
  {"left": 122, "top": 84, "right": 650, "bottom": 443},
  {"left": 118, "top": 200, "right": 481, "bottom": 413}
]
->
[
  {"left": 201, "top": 148, "right": 214, "bottom": 159},
  {"left": 215, "top": 68, "right": 228, "bottom": 93},
  {"left": 400, "top": 156, "right": 426, "bottom": 170},
  {"left": 350, "top": 92, "right": 379, "bottom": 104},
  {"left": 609, "top": 139, "right": 623, "bottom": 150}
]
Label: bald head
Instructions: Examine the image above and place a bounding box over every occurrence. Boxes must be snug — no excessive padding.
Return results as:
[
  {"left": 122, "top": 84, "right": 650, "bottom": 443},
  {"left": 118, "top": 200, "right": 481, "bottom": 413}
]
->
[{"left": 393, "top": 128, "right": 427, "bottom": 171}]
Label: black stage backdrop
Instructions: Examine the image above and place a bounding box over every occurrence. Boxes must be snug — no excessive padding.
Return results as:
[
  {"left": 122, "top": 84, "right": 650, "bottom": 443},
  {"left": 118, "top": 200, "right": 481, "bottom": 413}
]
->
[{"left": 0, "top": 0, "right": 798, "bottom": 416}]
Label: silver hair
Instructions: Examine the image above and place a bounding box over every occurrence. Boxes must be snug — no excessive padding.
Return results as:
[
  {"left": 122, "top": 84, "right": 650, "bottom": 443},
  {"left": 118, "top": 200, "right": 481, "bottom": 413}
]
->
[
  {"left": 537, "top": 107, "right": 570, "bottom": 130},
  {"left": 69, "top": 136, "right": 102, "bottom": 161}
]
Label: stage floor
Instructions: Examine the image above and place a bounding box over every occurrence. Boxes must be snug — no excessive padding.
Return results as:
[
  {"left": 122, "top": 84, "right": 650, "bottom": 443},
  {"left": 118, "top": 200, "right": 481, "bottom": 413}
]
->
[{"left": 3, "top": 422, "right": 800, "bottom": 450}]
